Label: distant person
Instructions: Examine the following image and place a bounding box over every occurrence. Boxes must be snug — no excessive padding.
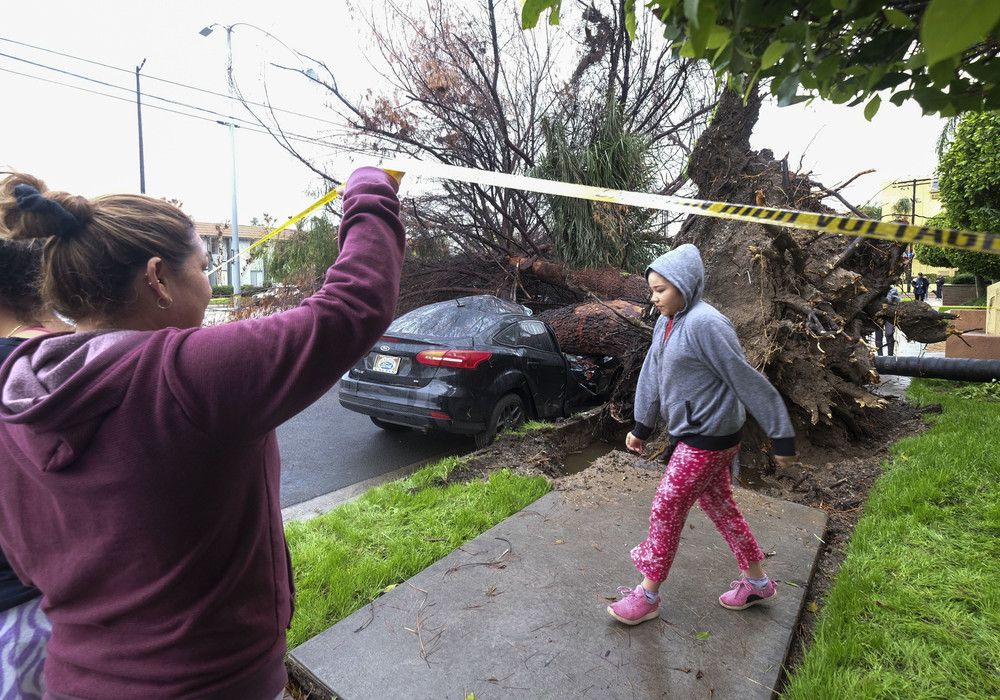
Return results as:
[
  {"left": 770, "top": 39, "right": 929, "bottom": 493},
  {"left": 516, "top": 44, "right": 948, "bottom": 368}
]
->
[
  {"left": 0, "top": 238, "right": 68, "bottom": 700},
  {"left": 607, "top": 244, "right": 798, "bottom": 625},
  {"left": 913, "top": 272, "right": 929, "bottom": 301},
  {"left": 875, "top": 286, "right": 902, "bottom": 356},
  {"left": 0, "top": 167, "right": 405, "bottom": 699},
  {"left": 935, "top": 274, "right": 945, "bottom": 300}
]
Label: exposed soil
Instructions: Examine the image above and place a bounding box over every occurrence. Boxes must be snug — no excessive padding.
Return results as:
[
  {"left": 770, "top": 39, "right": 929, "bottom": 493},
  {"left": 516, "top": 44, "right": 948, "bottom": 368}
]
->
[{"left": 450, "top": 389, "right": 934, "bottom": 687}]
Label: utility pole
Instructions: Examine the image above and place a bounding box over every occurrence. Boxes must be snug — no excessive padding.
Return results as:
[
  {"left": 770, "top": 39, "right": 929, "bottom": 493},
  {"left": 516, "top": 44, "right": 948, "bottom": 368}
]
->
[
  {"left": 892, "top": 178, "right": 931, "bottom": 293},
  {"left": 199, "top": 21, "right": 312, "bottom": 299},
  {"left": 136, "top": 58, "right": 147, "bottom": 194},
  {"left": 200, "top": 24, "right": 240, "bottom": 300},
  {"left": 224, "top": 28, "right": 240, "bottom": 300}
]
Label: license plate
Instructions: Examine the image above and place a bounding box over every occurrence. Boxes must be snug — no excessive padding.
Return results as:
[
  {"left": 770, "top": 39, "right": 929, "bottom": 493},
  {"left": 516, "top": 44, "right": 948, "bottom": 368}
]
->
[{"left": 373, "top": 354, "right": 401, "bottom": 374}]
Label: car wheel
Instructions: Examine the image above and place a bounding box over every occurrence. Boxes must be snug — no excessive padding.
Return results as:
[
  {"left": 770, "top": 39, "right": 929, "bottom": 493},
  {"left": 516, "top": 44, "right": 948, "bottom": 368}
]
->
[
  {"left": 370, "top": 416, "right": 410, "bottom": 432},
  {"left": 474, "top": 393, "right": 526, "bottom": 449}
]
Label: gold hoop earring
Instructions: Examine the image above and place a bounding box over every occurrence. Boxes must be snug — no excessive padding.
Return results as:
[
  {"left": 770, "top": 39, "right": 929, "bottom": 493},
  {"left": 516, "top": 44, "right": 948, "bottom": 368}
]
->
[{"left": 157, "top": 297, "right": 173, "bottom": 310}]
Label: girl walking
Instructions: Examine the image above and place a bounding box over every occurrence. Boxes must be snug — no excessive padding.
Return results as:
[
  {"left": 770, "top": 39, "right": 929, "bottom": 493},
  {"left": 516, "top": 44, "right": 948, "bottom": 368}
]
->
[{"left": 608, "top": 244, "right": 799, "bottom": 625}]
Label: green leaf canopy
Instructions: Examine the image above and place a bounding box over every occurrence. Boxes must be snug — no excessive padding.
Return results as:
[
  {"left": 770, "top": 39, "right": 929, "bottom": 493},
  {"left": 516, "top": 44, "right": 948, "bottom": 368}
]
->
[{"left": 522, "top": 0, "right": 1000, "bottom": 119}]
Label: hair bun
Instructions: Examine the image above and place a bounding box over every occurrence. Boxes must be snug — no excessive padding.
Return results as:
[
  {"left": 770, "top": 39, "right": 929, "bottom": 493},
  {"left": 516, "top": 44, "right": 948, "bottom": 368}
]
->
[{"left": 13, "top": 185, "right": 84, "bottom": 240}]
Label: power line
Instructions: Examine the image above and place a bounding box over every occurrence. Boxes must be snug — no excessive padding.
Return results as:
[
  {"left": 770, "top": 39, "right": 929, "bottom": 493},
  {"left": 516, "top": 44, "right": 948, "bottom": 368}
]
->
[
  {"left": 0, "top": 64, "right": 362, "bottom": 157},
  {"left": 0, "top": 65, "right": 240, "bottom": 127},
  {"left": 0, "top": 50, "right": 249, "bottom": 126},
  {"left": 0, "top": 35, "right": 345, "bottom": 129},
  {"left": 0, "top": 35, "right": 401, "bottom": 201}
]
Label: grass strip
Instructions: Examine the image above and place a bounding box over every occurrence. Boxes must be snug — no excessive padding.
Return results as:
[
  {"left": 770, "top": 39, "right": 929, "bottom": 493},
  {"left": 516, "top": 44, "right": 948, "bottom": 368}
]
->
[
  {"left": 284, "top": 456, "right": 551, "bottom": 650},
  {"left": 782, "top": 379, "right": 1000, "bottom": 698}
]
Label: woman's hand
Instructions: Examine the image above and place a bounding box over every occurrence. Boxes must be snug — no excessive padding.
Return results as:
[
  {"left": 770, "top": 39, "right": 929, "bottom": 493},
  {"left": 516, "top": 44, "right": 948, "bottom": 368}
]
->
[{"left": 626, "top": 432, "right": 644, "bottom": 454}]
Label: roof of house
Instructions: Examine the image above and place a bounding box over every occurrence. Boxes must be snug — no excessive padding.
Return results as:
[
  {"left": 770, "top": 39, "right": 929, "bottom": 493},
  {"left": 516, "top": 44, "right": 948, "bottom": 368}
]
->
[{"left": 193, "top": 221, "right": 297, "bottom": 241}]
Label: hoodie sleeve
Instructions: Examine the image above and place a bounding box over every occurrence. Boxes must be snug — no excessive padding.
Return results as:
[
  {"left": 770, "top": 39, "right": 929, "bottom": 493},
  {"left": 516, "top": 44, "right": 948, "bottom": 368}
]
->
[
  {"left": 692, "top": 314, "right": 796, "bottom": 456},
  {"left": 631, "top": 316, "right": 666, "bottom": 440},
  {"left": 149, "top": 167, "right": 406, "bottom": 440}
]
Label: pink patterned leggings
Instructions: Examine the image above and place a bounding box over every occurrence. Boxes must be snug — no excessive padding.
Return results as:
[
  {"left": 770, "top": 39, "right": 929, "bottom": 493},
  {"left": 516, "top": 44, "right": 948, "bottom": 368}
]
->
[{"left": 631, "top": 442, "right": 764, "bottom": 582}]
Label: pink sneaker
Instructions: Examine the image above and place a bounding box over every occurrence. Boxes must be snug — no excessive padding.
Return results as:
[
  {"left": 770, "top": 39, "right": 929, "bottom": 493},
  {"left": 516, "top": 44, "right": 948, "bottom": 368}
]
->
[
  {"left": 719, "top": 576, "right": 777, "bottom": 610},
  {"left": 607, "top": 585, "right": 660, "bottom": 625}
]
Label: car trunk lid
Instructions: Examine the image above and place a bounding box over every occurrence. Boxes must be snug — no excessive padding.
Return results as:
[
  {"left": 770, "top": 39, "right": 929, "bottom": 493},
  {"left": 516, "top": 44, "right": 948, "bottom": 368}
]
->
[{"left": 358, "top": 335, "right": 481, "bottom": 387}]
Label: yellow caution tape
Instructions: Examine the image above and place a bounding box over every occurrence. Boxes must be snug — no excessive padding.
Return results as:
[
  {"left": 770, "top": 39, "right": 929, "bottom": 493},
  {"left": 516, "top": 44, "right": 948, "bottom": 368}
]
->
[
  {"left": 208, "top": 188, "right": 341, "bottom": 276},
  {"left": 382, "top": 159, "right": 1000, "bottom": 257},
  {"left": 216, "top": 159, "right": 1000, "bottom": 278}
]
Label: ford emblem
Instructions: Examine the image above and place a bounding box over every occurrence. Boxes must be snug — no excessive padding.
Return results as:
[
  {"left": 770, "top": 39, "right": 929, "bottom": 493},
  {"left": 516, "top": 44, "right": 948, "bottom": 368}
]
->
[{"left": 379, "top": 345, "right": 390, "bottom": 352}]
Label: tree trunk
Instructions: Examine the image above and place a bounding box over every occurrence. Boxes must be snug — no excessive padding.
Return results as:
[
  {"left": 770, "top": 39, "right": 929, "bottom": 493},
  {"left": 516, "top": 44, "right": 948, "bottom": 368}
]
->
[{"left": 538, "top": 299, "right": 649, "bottom": 356}]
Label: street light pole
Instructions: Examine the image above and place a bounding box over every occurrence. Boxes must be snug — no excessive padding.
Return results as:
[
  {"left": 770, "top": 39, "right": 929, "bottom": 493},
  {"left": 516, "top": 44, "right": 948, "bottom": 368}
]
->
[
  {"left": 135, "top": 58, "right": 147, "bottom": 194},
  {"left": 200, "top": 24, "right": 240, "bottom": 299},
  {"left": 200, "top": 21, "right": 311, "bottom": 298},
  {"left": 224, "top": 28, "right": 241, "bottom": 300}
]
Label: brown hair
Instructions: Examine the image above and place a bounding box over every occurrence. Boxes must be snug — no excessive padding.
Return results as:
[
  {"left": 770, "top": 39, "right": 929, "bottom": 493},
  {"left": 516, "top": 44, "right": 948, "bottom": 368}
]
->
[
  {"left": 0, "top": 172, "right": 196, "bottom": 323},
  {"left": 0, "top": 239, "right": 44, "bottom": 323}
]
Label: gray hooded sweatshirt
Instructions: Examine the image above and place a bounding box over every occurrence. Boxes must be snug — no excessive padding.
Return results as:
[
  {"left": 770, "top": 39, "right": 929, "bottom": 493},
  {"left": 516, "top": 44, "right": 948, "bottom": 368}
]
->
[{"left": 632, "top": 244, "right": 796, "bottom": 456}]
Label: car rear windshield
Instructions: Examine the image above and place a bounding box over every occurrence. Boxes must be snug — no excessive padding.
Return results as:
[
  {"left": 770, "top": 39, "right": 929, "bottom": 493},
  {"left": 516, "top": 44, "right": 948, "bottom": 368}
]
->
[{"left": 387, "top": 297, "right": 527, "bottom": 337}]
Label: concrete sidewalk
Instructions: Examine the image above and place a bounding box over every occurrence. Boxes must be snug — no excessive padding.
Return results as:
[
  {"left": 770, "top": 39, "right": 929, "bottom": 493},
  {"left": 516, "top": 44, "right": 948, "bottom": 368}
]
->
[{"left": 288, "top": 458, "right": 827, "bottom": 700}]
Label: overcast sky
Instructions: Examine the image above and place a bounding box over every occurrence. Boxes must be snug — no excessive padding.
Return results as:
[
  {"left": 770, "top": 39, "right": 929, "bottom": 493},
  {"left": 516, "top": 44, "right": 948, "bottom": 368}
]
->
[
  {"left": 2, "top": 0, "right": 368, "bottom": 225},
  {"left": 2, "top": 0, "right": 946, "bottom": 226},
  {"left": 753, "top": 96, "right": 945, "bottom": 211}
]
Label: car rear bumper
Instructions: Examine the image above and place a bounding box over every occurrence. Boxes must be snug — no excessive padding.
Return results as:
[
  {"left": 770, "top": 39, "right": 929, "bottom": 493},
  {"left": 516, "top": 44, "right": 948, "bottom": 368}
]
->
[{"left": 338, "top": 384, "right": 487, "bottom": 435}]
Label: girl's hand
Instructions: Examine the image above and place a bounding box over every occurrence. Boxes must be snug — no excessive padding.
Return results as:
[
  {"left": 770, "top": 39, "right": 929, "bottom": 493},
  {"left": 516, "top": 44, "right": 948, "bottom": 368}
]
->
[{"left": 626, "top": 432, "right": 644, "bottom": 454}]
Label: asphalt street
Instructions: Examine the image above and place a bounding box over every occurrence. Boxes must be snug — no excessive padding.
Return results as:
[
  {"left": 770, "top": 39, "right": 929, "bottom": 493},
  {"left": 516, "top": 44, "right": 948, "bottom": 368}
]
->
[{"left": 275, "top": 381, "right": 469, "bottom": 508}]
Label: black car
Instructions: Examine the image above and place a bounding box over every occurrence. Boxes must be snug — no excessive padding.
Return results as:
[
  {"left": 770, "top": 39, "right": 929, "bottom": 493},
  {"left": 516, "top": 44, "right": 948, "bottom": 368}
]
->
[{"left": 338, "top": 295, "right": 619, "bottom": 448}]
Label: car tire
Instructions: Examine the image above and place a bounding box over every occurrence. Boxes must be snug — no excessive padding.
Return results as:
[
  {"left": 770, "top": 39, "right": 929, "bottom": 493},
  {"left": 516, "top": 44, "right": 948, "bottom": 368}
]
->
[
  {"left": 370, "top": 416, "right": 410, "bottom": 432},
  {"left": 474, "top": 393, "right": 526, "bottom": 449}
]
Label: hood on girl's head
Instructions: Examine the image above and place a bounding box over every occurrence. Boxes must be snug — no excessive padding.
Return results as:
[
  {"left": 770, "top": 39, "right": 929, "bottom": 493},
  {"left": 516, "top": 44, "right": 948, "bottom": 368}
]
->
[{"left": 645, "top": 244, "right": 705, "bottom": 314}]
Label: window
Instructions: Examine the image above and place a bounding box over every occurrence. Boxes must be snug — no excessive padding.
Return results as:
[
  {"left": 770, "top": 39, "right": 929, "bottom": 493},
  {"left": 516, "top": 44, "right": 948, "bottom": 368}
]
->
[
  {"left": 494, "top": 321, "right": 555, "bottom": 351},
  {"left": 516, "top": 321, "right": 556, "bottom": 352}
]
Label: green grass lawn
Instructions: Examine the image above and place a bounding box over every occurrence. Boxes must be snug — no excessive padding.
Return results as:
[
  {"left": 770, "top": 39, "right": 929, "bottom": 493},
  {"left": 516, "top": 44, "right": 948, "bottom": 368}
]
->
[
  {"left": 284, "top": 456, "right": 551, "bottom": 650},
  {"left": 782, "top": 378, "right": 1000, "bottom": 699}
]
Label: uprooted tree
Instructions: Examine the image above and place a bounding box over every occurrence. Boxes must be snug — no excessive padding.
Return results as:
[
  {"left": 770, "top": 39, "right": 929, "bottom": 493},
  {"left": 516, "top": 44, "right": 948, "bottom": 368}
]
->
[
  {"left": 509, "top": 1, "right": 970, "bottom": 461},
  {"left": 233, "top": 0, "right": 965, "bottom": 467},
  {"left": 667, "top": 88, "right": 955, "bottom": 458},
  {"left": 506, "top": 87, "right": 957, "bottom": 463}
]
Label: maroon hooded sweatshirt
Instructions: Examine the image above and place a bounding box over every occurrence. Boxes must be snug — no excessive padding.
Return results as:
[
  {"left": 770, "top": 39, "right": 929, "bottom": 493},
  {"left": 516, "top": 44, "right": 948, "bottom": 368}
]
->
[{"left": 0, "top": 168, "right": 404, "bottom": 699}]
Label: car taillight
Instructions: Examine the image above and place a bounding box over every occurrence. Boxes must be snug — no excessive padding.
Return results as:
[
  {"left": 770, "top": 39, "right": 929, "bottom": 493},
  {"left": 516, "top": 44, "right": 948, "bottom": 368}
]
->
[{"left": 416, "top": 349, "right": 492, "bottom": 369}]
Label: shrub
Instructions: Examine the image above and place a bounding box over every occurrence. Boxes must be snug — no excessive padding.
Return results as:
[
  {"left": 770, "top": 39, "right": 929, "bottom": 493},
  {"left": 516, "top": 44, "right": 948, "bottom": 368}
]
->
[{"left": 239, "top": 285, "right": 269, "bottom": 297}]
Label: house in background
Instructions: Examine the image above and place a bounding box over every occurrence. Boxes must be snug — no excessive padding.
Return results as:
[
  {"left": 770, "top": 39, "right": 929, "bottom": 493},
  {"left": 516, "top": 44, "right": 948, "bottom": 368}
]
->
[
  {"left": 876, "top": 176, "right": 954, "bottom": 285},
  {"left": 876, "top": 176, "right": 942, "bottom": 228},
  {"left": 194, "top": 222, "right": 277, "bottom": 288}
]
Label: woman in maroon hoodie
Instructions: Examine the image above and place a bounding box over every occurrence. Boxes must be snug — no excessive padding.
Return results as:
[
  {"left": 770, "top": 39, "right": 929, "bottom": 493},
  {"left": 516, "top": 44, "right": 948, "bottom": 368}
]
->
[{"left": 0, "top": 167, "right": 404, "bottom": 700}]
